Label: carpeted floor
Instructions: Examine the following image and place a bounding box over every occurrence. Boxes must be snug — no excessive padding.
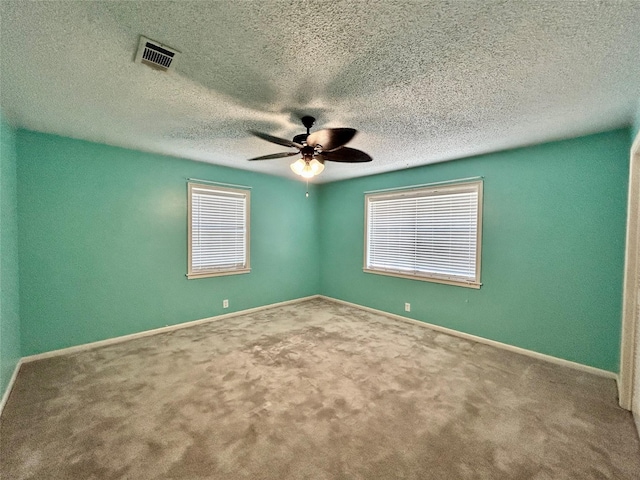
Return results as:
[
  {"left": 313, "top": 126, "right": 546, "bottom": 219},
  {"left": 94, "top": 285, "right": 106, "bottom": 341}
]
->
[{"left": 1, "top": 298, "right": 639, "bottom": 479}]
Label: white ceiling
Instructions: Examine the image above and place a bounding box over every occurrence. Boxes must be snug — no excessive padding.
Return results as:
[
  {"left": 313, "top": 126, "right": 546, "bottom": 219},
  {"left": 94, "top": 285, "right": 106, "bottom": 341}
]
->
[{"left": 1, "top": 1, "right": 639, "bottom": 183}]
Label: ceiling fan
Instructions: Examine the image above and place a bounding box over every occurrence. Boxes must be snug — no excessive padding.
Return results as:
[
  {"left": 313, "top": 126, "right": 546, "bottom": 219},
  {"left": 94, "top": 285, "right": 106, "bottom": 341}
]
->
[{"left": 248, "top": 116, "right": 372, "bottom": 178}]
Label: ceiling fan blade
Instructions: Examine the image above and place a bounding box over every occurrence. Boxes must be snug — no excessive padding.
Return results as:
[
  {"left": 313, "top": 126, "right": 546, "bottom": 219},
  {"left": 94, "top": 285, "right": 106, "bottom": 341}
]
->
[
  {"left": 248, "top": 151, "right": 299, "bottom": 161},
  {"left": 317, "top": 147, "right": 372, "bottom": 163},
  {"left": 249, "top": 130, "right": 303, "bottom": 149},
  {"left": 306, "top": 128, "right": 357, "bottom": 152}
]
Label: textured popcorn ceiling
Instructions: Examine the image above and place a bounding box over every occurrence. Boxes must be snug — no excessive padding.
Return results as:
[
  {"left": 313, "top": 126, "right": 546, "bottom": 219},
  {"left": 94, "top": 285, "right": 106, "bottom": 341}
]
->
[{"left": 1, "top": 1, "right": 640, "bottom": 183}]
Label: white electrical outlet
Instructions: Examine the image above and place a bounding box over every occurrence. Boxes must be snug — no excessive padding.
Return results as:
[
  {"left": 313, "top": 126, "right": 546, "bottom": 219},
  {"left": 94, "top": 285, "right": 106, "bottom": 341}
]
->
[
  {"left": 404, "top": 303, "right": 411, "bottom": 312},
  {"left": 223, "top": 299, "right": 229, "bottom": 308}
]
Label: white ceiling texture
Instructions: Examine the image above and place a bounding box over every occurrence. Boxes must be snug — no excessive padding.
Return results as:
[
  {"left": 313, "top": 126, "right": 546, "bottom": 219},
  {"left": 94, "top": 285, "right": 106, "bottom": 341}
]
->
[{"left": 1, "top": 1, "right": 639, "bottom": 183}]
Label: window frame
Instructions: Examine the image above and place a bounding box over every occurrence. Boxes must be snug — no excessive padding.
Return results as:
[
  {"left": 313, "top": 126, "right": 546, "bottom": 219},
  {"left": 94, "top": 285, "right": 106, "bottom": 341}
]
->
[
  {"left": 363, "top": 180, "right": 483, "bottom": 289},
  {"left": 187, "top": 182, "right": 251, "bottom": 279}
]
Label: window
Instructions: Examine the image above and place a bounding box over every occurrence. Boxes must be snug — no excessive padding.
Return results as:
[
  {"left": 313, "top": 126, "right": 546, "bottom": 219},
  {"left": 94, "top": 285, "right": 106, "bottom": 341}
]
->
[
  {"left": 188, "top": 183, "right": 250, "bottom": 279},
  {"left": 364, "top": 180, "right": 482, "bottom": 288}
]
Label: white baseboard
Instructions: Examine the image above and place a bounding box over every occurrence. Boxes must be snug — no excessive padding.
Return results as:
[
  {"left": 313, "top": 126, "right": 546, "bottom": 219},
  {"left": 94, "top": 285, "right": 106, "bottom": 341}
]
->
[
  {"left": 616, "top": 376, "right": 628, "bottom": 408},
  {"left": 320, "top": 295, "right": 618, "bottom": 380},
  {"left": 0, "top": 358, "right": 23, "bottom": 417},
  {"left": 21, "top": 295, "right": 320, "bottom": 363}
]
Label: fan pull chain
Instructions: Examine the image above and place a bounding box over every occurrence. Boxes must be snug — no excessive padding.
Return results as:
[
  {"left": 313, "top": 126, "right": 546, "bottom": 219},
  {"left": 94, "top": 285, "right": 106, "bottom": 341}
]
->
[{"left": 305, "top": 180, "right": 309, "bottom": 198}]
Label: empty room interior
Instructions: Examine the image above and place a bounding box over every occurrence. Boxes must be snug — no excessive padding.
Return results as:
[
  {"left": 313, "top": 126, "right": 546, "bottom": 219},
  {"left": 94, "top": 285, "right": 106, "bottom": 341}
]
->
[{"left": 1, "top": 1, "right": 640, "bottom": 478}]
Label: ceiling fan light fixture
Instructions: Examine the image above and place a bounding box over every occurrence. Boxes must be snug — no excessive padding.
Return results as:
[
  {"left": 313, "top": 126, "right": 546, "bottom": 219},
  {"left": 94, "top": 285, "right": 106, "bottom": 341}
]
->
[
  {"left": 309, "top": 158, "right": 325, "bottom": 175},
  {"left": 290, "top": 158, "right": 324, "bottom": 178},
  {"left": 290, "top": 158, "right": 306, "bottom": 175}
]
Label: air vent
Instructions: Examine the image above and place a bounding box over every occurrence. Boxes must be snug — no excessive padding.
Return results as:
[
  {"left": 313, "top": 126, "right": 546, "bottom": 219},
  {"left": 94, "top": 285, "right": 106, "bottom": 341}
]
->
[{"left": 135, "top": 36, "right": 179, "bottom": 72}]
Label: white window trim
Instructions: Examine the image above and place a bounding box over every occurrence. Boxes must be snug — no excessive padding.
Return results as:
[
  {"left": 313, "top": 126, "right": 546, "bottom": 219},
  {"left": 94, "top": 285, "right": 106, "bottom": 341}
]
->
[
  {"left": 363, "top": 180, "right": 483, "bottom": 289},
  {"left": 187, "top": 183, "right": 251, "bottom": 279}
]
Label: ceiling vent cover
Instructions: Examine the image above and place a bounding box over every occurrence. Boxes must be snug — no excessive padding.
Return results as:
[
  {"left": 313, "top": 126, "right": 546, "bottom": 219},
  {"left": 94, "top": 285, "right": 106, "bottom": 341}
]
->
[{"left": 135, "top": 36, "right": 179, "bottom": 72}]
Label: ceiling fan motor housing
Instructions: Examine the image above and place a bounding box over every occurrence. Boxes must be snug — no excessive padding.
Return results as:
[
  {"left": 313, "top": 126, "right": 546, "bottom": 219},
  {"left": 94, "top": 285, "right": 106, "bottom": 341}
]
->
[
  {"left": 293, "top": 133, "right": 309, "bottom": 144},
  {"left": 300, "top": 145, "right": 316, "bottom": 161}
]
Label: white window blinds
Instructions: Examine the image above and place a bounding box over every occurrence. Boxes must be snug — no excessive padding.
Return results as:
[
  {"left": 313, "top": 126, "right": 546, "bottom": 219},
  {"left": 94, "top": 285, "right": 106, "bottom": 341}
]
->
[
  {"left": 188, "top": 183, "right": 250, "bottom": 278},
  {"left": 364, "top": 181, "right": 482, "bottom": 288}
]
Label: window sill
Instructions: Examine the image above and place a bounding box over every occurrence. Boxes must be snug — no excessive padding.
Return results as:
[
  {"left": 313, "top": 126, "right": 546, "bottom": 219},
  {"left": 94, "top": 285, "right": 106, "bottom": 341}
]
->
[
  {"left": 187, "top": 268, "right": 251, "bottom": 280},
  {"left": 363, "top": 268, "right": 481, "bottom": 289}
]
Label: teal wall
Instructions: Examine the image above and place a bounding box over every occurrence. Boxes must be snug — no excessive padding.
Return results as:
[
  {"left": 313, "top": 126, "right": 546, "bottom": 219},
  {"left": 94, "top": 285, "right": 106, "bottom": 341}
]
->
[
  {"left": 0, "top": 113, "right": 21, "bottom": 399},
  {"left": 9, "top": 127, "right": 634, "bottom": 373},
  {"left": 17, "top": 131, "right": 319, "bottom": 356},
  {"left": 318, "top": 130, "right": 630, "bottom": 372}
]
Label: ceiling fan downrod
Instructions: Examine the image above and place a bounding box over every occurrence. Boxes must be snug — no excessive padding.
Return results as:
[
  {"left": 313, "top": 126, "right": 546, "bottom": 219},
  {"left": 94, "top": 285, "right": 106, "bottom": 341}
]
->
[{"left": 293, "top": 116, "right": 316, "bottom": 145}]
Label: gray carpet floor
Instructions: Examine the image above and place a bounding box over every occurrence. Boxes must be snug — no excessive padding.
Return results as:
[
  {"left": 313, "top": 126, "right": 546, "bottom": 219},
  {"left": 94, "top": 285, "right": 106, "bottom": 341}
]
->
[{"left": 1, "top": 298, "right": 639, "bottom": 479}]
